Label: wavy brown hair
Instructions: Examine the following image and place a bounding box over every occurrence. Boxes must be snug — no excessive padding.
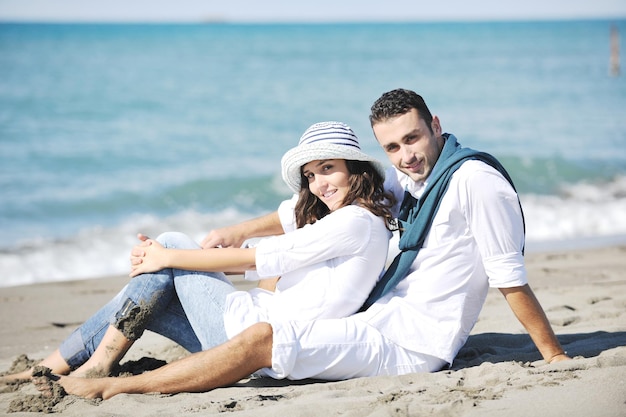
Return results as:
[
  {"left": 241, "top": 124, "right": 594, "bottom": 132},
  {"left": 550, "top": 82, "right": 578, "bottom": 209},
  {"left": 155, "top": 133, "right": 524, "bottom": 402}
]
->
[{"left": 294, "top": 159, "right": 396, "bottom": 229}]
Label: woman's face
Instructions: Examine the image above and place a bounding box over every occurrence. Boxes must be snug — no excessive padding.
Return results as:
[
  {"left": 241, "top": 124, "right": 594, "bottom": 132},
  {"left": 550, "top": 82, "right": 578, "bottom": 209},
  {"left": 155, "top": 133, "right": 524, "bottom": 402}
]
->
[{"left": 302, "top": 159, "right": 351, "bottom": 211}]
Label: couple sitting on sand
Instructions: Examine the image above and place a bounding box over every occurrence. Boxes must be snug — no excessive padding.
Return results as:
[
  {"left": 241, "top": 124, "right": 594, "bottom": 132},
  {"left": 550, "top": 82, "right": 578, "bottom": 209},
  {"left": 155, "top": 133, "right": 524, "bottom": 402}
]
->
[{"left": 2, "top": 88, "right": 570, "bottom": 399}]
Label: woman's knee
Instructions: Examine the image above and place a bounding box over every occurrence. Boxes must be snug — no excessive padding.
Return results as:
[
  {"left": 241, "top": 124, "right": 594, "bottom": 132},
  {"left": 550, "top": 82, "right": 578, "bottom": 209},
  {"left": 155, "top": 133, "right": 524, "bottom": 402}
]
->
[{"left": 156, "top": 232, "right": 200, "bottom": 249}]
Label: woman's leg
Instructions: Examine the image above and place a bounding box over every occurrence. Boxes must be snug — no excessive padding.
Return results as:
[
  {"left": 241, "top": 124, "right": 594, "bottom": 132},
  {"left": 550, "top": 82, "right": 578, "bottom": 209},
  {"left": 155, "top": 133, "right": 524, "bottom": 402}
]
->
[
  {"left": 71, "top": 327, "right": 133, "bottom": 377},
  {"left": 60, "top": 272, "right": 179, "bottom": 374},
  {"left": 65, "top": 232, "right": 208, "bottom": 375},
  {"left": 0, "top": 350, "right": 70, "bottom": 382},
  {"left": 73, "top": 266, "right": 238, "bottom": 375},
  {"left": 0, "top": 268, "right": 177, "bottom": 381},
  {"left": 174, "top": 271, "right": 235, "bottom": 350},
  {"left": 0, "top": 267, "right": 180, "bottom": 381},
  {"left": 1, "top": 233, "right": 204, "bottom": 380},
  {"left": 66, "top": 268, "right": 237, "bottom": 377},
  {"left": 1, "top": 269, "right": 174, "bottom": 381}
]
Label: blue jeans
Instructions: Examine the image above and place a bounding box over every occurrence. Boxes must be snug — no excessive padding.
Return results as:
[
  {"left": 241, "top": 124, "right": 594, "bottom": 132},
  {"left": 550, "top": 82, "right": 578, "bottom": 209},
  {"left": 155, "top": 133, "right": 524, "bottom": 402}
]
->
[{"left": 59, "top": 232, "right": 236, "bottom": 369}]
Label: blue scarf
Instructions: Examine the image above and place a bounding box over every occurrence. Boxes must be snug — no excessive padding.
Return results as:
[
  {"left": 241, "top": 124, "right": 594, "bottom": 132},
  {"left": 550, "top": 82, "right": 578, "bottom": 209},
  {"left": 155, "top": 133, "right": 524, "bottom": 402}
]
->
[{"left": 360, "top": 134, "right": 524, "bottom": 311}]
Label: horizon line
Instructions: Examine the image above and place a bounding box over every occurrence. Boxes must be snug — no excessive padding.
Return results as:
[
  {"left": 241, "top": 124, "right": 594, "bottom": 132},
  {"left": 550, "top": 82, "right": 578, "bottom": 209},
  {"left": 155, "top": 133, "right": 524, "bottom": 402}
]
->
[{"left": 1, "top": 15, "right": 625, "bottom": 25}]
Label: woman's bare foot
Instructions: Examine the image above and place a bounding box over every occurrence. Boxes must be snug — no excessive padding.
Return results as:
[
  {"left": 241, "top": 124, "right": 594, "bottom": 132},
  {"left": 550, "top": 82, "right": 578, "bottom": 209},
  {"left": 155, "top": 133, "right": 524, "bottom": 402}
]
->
[
  {"left": 0, "top": 369, "right": 32, "bottom": 382},
  {"left": 72, "top": 364, "right": 110, "bottom": 379},
  {"left": 0, "top": 351, "right": 71, "bottom": 383}
]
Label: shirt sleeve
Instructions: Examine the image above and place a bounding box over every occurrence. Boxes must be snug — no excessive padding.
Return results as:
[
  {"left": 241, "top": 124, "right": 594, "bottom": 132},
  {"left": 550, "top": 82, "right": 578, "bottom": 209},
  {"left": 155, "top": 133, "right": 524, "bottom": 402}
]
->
[
  {"left": 461, "top": 162, "right": 528, "bottom": 288},
  {"left": 383, "top": 166, "right": 406, "bottom": 219},
  {"left": 242, "top": 195, "right": 298, "bottom": 281},
  {"left": 277, "top": 194, "right": 298, "bottom": 233},
  {"left": 254, "top": 205, "right": 374, "bottom": 278}
]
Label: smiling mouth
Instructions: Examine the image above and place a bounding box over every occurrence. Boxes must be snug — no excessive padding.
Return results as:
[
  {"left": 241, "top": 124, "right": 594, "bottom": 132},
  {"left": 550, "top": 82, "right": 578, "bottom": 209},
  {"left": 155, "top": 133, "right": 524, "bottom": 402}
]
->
[
  {"left": 404, "top": 160, "right": 423, "bottom": 172},
  {"left": 322, "top": 190, "right": 337, "bottom": 199}
]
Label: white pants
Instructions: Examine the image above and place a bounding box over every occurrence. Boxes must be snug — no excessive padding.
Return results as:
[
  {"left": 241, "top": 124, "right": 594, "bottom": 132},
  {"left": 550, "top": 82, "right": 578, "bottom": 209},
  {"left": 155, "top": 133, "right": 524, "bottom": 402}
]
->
[{"left": 261, "top": 317, "right": 447, "bottom": 381}]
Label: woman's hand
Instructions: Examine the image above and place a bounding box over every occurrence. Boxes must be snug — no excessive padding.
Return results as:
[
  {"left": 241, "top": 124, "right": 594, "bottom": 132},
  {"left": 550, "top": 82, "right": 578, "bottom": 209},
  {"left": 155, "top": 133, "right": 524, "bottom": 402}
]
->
[{"left": 129, "top": 234, "right": 168, "bottom": 277}]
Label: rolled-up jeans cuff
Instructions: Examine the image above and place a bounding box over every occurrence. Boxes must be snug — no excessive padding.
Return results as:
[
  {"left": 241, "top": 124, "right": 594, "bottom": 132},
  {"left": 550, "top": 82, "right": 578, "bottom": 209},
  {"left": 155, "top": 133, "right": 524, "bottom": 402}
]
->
[{"left": 59, "top": 328, "right": 95, "bottom": 370}]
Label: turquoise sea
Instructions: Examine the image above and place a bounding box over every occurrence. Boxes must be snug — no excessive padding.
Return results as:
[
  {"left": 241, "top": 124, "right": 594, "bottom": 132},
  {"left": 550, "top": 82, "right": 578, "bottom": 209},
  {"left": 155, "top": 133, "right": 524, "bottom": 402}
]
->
[{"left": 1, "top": 20, "right": 625, "bottom": 287}]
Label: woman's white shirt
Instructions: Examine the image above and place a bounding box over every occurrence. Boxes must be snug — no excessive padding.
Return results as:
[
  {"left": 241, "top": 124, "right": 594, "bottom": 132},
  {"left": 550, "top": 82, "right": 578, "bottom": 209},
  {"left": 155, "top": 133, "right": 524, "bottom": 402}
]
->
[{"left": 223, "top": 198, "right": 391, "bottom": 339}]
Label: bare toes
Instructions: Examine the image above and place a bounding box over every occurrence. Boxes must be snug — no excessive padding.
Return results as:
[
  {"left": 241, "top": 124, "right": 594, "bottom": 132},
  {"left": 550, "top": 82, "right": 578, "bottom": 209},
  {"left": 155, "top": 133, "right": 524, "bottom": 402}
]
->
[{"left": 31, "top": 367, "right": 66, "bottom": 399}]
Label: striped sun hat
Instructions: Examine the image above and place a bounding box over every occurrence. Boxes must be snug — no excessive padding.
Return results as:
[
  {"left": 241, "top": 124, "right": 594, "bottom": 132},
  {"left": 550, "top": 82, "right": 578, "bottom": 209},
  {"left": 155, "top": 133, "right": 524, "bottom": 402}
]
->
[{"left": 281, "top": 121, "right": 386, "bottom": 193}]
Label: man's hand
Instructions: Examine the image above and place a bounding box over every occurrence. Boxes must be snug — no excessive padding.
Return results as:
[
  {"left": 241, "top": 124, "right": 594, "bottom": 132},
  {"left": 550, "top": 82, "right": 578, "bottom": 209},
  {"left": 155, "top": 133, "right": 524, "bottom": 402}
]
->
[
  {"left": 202, "top": 211, "right": 283, "bottom": 249},
  {"left": 201, "top": 225, "right": 246, "bottom": 249}
]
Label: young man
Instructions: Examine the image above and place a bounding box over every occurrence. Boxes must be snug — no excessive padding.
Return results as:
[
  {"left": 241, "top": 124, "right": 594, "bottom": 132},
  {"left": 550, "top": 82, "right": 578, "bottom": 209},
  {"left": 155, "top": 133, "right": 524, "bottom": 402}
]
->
[{"left": 38, "top": 89, "right": 569, "bottom": 399}]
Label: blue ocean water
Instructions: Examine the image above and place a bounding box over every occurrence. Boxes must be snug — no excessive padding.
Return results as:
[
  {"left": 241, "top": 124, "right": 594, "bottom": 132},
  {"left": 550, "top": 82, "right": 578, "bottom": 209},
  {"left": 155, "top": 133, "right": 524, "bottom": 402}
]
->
[{"left": 1, "top": 20, "right": 625, "bottom": 287}]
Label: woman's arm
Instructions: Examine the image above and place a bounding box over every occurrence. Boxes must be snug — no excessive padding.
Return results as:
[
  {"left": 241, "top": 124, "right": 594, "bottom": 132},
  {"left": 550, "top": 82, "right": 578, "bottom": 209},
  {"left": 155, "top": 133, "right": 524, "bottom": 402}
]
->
[{"left": 130, "top": 239, "right": 256, "bottom": 277}]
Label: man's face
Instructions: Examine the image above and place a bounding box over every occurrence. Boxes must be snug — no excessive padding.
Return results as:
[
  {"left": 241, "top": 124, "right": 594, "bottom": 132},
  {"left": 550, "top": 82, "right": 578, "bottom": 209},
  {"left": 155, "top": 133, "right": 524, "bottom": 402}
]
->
[{"left": 373, "top": 108, "right": 443, "bottom": 183}]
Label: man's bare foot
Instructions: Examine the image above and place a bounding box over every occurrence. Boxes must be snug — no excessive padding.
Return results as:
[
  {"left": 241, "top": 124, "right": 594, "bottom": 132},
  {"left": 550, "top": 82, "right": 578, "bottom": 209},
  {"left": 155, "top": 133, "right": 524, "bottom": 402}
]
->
[
  {"left": 32, "top": 366, "right": 114, "bottom": 400},
  {"left": 7, "top": 368, "right": 66, "bottom": 414},
  {"left": 31, "top": 366, "right": 66, "bottom": 399}
]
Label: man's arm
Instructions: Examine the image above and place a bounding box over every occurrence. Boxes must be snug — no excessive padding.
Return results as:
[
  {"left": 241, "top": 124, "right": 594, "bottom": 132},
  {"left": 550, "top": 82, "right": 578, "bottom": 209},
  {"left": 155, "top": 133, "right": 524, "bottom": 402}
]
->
[
  {"left": 201, "top": 211, "right": 283, "bottom": 249},
  {"left": 499, "top": 285, "right": 570, "bottom": 363}
]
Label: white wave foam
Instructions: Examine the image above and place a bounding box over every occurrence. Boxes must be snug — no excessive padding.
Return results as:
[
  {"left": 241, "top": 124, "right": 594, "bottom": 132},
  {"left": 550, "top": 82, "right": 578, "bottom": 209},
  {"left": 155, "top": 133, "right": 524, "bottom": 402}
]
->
[
  {"left": 0, "top": 208, "right": 264, "bottom": 288},
  {"left": 1, "top": 178, "right": 625, "bottom": 288},
  {"left": 522, "top": 176, "right": 626, "bottom": 243}
]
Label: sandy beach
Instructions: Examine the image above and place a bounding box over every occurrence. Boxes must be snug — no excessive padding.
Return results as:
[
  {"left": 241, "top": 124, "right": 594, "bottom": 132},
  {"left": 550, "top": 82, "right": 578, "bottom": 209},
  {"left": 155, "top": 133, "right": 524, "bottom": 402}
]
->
[{"left": 1, "top": 244, "right": 625, "bottom": 416}]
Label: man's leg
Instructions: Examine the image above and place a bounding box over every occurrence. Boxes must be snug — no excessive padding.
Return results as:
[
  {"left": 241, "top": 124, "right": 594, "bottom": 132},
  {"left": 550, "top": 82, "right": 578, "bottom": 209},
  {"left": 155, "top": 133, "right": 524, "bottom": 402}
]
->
[
  {"left": 34, "top": 322, "right": 273, "bottom": 399},
  {"left": 266, "top": 317, "right": 446, "bottom": 380}
]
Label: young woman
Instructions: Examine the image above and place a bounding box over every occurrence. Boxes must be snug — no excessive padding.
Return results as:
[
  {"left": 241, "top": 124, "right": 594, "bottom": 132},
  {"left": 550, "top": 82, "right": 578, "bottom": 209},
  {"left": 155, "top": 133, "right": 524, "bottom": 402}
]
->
[{"left": 2, "top": 121, "right": 395, "bottom": 383}]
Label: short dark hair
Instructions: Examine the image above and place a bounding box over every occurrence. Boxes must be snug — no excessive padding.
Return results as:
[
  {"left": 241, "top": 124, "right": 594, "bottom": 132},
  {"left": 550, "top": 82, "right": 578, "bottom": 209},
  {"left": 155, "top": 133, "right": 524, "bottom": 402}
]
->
[{"left": 369, "top": 89, "right": 434, "bottom": 133}]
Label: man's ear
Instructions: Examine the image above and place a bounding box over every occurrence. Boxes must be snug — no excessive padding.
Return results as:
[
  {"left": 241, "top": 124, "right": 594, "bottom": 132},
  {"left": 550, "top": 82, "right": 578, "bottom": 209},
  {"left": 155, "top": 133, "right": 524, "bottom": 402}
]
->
[{"left": 431, "top": 116, "right": 442, "bottom": 136}]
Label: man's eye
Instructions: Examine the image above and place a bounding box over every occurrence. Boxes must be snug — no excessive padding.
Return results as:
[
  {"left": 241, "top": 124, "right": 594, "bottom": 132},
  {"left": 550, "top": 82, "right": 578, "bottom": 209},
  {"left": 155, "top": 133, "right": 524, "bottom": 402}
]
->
[{"left": 406, "top": 135, "right": 419, "bottom": 144}]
